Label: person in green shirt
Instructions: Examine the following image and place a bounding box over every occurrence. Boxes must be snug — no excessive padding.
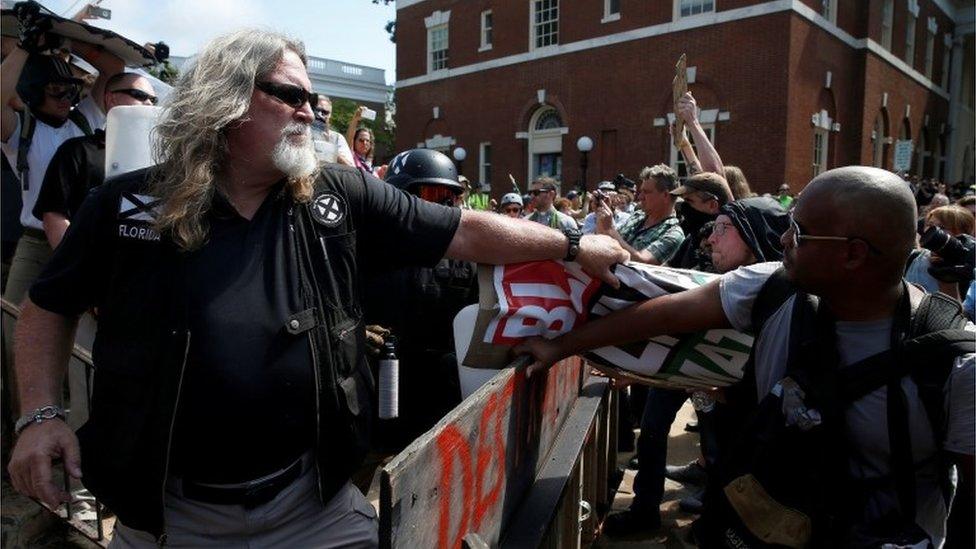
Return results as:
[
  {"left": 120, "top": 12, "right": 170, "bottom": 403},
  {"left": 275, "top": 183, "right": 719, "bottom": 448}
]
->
[{"left": 777, "top": 183, "right": 794, "bottom": 209}]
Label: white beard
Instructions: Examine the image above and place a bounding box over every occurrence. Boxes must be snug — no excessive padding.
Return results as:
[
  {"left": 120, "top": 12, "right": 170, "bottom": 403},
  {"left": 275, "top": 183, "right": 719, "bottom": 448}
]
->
[{"left": 272, "top": 123, "right": 317, "bottom": 178}]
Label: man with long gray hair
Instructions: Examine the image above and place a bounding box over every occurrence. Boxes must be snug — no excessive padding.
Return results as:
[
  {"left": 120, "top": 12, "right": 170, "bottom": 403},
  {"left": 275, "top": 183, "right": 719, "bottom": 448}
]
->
[{"left": 7, "top": 29, "right": 627, "bottom": 546}]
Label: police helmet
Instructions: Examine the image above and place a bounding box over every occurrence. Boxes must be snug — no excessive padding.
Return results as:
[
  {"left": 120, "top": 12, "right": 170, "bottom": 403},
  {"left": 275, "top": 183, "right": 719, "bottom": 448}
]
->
[
  {"left": 385, "top": 148, "right": 464, "bottom": 194},
  {"left": 17, "top": 54, "right": 84, "bottom": 110}
]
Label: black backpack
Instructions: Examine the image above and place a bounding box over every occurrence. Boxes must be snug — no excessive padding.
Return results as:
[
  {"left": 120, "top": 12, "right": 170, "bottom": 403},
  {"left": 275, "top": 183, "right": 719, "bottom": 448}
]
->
[
  {"left": 16, "top": 107, "right": 93, "bottom": 190},
  {"left": 695, "top": 268, "right": 973, "bottom": 549}
]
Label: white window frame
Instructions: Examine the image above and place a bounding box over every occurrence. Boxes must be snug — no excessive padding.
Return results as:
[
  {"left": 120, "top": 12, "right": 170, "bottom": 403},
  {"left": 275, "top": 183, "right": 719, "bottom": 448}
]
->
[
  {"left": 812, "top": 128, "right": 829, "bottom": 177},
  {"left": 602, "top": 0, "right": 621, "bottom": 23},
  {"left": 904, "top": 12, "right": 917, "bottom": 66},
  {"left": 923, "top": 18, "right": 938, "bottom": 79},
  {"left": 871, "top": 115, "right": 887, "bottom": 168},
  {"left": 669, "top": 123, "right": 716, "bottom": 177},
  {"left": 881, "top": 0, "right": 894, "bottom": 50},
  {"left": 821, "top": 0, "right": 837, "bottom": 24},
  {"left": 480, "top": 10, "right": 493, "bottom": 51},
  {"left": 941, "top": 35, "right": 951, "bottom": 89},
  {"left": 479, "top": 142, "right": 492, "bottom": 187},
  {"left": 674, "top": 0, "right": 715, "bottom": 21},
  {"left": 530, "top": 0, "right": 559, "bottom": 51}
]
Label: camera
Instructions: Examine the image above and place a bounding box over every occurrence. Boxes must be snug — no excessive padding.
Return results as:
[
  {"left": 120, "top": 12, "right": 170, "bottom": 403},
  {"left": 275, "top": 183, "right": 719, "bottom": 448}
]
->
[
  {"left": 920, "top": 226, "right": 975, "bottom": 266},
  {"left": 920, "top": 226, "right": 976, "bottom": 284},
  {"left": 361, "top": 107, "right": 376, "bottom": 121}
]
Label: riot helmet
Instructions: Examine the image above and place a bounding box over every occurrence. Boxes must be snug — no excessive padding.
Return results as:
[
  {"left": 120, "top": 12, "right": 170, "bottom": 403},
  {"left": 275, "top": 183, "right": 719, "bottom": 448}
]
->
[{"left": 385, "top": 148, "right": 464, "bottom": 206}]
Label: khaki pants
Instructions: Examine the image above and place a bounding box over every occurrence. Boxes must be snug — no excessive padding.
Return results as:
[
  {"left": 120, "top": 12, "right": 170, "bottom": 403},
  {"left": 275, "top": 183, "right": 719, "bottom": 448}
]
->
[
  {"left": 1, "top": 233, "right": 90, "bottom": 429},
  {"left": 110, "top": 467, "right": 379, "bottom": 548},
  {"left": 2, "top": 233, "right": 53, "bottom": 418}
]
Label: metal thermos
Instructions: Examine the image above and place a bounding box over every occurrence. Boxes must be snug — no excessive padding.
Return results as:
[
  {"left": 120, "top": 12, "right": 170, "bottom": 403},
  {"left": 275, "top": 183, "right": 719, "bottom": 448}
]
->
[{"left": 378, "top": 337, "right": 399, "bottom": 419}]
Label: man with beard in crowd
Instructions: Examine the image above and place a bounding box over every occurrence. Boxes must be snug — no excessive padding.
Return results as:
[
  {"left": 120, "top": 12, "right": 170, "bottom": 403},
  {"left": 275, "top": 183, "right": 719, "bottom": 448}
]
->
[{"left": 8, "top": 29, "right": 627, "bottom": 546}]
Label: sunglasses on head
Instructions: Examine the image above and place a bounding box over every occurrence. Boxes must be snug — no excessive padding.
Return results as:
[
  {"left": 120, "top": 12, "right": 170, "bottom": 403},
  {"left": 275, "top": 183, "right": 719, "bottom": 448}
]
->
[
  {"left": 255, "top": 81, "right": 314, "bottom": 109},
  {"left": 110, "top": 88, "right": 158, "bottom": 105}
]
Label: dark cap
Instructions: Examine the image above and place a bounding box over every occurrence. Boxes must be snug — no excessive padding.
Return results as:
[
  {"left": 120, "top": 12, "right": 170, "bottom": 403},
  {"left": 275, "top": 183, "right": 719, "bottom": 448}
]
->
[{"left": 671, "top": 172, "right": 731, "bottom": 205}]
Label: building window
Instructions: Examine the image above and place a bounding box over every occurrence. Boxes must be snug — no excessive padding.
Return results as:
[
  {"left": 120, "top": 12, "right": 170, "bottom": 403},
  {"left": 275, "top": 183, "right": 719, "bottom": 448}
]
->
[
  {"left": 871, "top": 113, "right": 888, "bottom": 168},
  {"left": 428, "top": 25, "right": 448, "bottom": 72},
  {"left": 480, "top": 10, "right": 493, "bottom": 51},
  {"left": 676, "top": 0, "right": 715, "bottom": 19},
  {"left": 821, "top": 0, "right": 837, "bottom": 23},
  {"left": 881, "top": 0, "right": 894, "bottom": 49},
  {"left": 924, "top": 22, "right": 935, "bottom": 78},
  {"left": 812, "top": 129, "right": 829, "bottom": 177},
  {"left": 531, "top": 0, "right": 559, "bottom": 49},
  {"left": 527, "top": 106, "right": 564, "bottom": 187},
  {"left": 603, "top": 0, "right": 621, "bottom": 22},
  {"left": 479, "top": 142, "right": 492, "bottom": 187},
  {"left": 942, "top": 36, "right": 951, "bottom": 89},
  {"left": 670, "top": 124, "right": 716, "bottom": 178},
  {"left": 535, "top": 109, "right": 563, "bottom": 130},
  {"left": 904, "top": 12, "right": 916, "bottom": 66}
]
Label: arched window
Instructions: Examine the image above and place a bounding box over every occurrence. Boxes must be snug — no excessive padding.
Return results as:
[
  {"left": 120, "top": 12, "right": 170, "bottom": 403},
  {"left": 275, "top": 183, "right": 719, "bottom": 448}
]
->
[
  {"left": 535, "top": 109, "right": 563, "bottom": 130},
  {"left": 527, "top": 106, "right": 565, "bottom": 186}
]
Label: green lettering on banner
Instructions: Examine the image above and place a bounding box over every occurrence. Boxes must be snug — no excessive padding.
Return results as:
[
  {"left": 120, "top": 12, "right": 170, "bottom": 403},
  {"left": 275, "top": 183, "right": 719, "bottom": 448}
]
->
[{"left": 662, "top": 330, "right": 752, "bottom": 380}]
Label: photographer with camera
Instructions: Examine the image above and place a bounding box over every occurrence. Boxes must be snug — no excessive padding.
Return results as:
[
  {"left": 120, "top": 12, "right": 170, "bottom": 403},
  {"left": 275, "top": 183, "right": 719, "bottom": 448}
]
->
[
  {"left": 906, "top": 205, "right": 976, "bottom": 300},
  {"left": 581, "top": 181, "right": 629, "bottom": 234}
]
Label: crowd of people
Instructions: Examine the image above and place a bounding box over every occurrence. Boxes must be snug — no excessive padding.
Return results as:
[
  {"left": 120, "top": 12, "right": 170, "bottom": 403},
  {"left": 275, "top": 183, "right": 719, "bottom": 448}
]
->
[{"left": 0, "top": 7, "right": 973, "bottom": 549}]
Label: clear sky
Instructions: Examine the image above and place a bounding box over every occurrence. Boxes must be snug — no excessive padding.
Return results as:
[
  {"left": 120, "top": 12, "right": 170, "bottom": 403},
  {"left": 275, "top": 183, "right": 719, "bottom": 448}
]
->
[{"left": 38, "top": 0, "right": 398, "bottom": 84}]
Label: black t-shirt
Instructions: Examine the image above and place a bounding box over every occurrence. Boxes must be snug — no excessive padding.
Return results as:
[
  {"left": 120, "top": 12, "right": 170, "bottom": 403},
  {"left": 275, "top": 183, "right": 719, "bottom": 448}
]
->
[
  {"left": 170, "top": 185, "right": 316, "bottom": 482},
  {"left": 33, "top": 132, "right": 105, "bottom": 222},
  {"left": 29, "top": 165, "right": 461, "bottom": 483}
]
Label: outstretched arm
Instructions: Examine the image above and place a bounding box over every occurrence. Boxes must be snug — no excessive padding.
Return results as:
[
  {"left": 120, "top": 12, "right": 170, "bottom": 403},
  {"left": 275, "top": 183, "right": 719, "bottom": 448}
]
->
[
  {"left": 677, "top": 92, "right": 726, "bottom": 181},
  {"left": 515, "top": 278, "right": 730, "bottom": 373},
  {"left": 446, "top": 209, "right": 629, "bottom": 287}
]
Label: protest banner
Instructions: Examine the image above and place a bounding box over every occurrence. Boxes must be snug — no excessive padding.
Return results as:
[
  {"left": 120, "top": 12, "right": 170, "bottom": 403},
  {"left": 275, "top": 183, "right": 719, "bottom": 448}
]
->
[{"left": 462, "top": 260, "right": 754, "bottom": 389}]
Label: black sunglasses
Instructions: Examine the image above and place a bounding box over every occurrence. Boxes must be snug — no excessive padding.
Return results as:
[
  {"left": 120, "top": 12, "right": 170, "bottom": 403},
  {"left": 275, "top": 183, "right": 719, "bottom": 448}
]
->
[
  {"left": 110, "top": 88, "right": 158, "bottom": 105},
  {"left": 313, "top": 107, "right": 331, "bottom": 117},
  {"left": 255, "top": 81, "right": 314, "bottom": 109},
  {"left": 45, "top": 83, "right": 80, "bottom": 100}
]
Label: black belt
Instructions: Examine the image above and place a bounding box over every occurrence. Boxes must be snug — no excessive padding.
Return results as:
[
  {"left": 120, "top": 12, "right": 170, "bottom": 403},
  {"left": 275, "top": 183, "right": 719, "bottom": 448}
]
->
[{"left": 180, "top": 456, "right": 305, "bottom": 509}]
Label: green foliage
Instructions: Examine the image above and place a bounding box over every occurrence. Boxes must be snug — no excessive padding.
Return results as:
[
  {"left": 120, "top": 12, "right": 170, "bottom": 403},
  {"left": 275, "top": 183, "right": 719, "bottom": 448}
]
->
[
  {"left": 329, "top": 97, "right": 396, "bottom": 161},
  {"left": 147, "top": 61, "right": 179, "bottom": 85}
]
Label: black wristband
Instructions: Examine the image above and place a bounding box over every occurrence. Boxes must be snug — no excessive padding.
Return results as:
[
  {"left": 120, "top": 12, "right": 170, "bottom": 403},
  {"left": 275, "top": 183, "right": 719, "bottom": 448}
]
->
[{"left": 563, "top": 228, "right": 582, "bottom": 262}]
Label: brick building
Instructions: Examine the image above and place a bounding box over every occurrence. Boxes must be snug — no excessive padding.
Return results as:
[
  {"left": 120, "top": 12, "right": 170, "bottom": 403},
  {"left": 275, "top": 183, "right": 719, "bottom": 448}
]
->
[{"left": 394, "top": 0, "right": 974, "bottom": 197}]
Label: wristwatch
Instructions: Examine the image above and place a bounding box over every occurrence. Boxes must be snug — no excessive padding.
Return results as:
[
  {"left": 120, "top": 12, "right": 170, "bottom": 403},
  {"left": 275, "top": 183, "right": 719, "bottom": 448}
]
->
[
  {"left": 563, "top": 228, "right": 582, "bottom": 262},
  {"left": 14, "top": 405, "right": 66, "bottom": 436}
]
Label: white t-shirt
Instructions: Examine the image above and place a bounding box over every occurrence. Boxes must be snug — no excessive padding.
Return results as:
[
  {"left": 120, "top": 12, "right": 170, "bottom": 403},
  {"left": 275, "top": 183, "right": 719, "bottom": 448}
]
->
[
  {"left": 312, "top": 129, "right": 353, "bottom": 165},
  {"left": 719, "top": 261, "right": 975, "bottom": 546},
  {"left": 1, "top": 97, "right": 105, "bottom": 230}
]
